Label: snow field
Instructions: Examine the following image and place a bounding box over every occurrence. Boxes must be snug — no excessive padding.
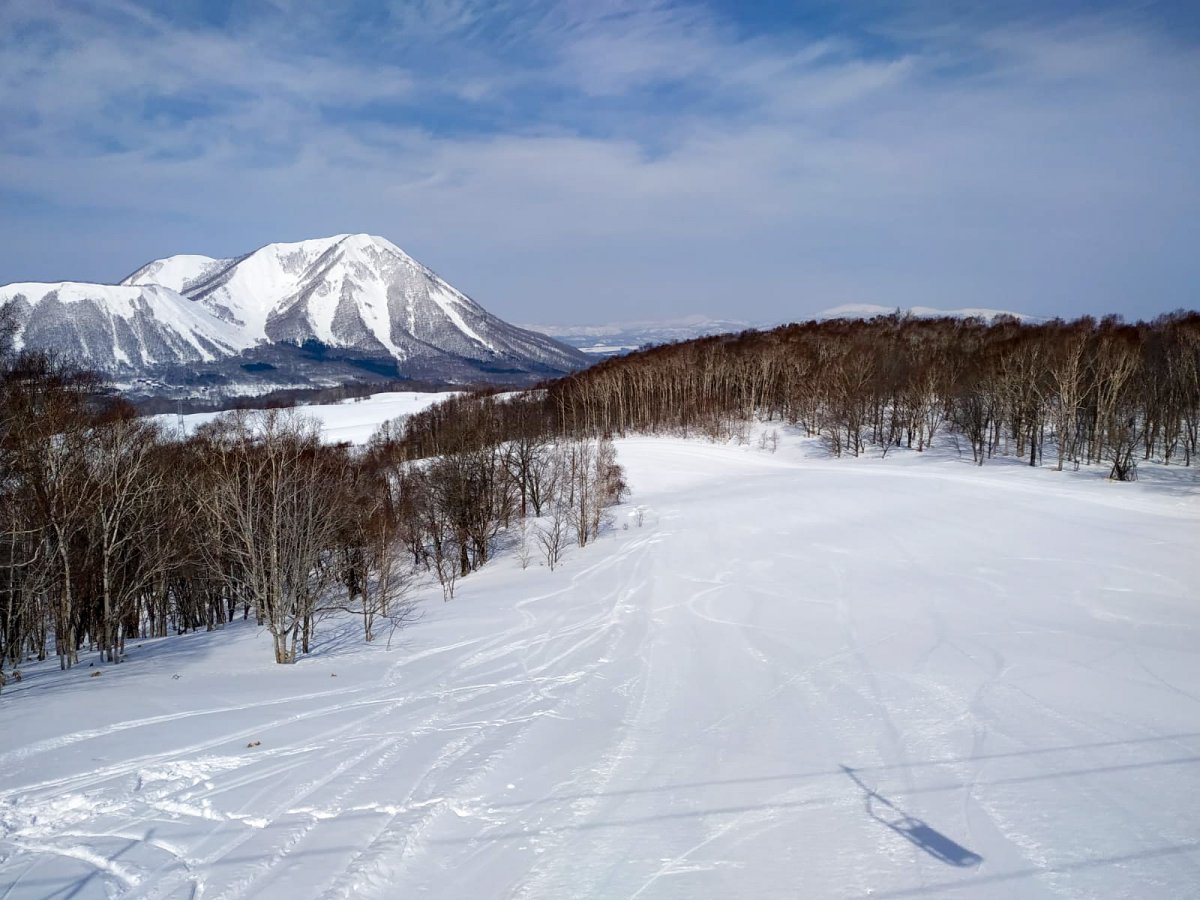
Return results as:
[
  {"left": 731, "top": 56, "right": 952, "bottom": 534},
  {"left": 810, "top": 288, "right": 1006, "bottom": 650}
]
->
[
  {"left": 0, "top": 428, "right": 1197, "bottom": 898},
  {"left": 162, "top": 390, "right": 457, "bottom": 443}
]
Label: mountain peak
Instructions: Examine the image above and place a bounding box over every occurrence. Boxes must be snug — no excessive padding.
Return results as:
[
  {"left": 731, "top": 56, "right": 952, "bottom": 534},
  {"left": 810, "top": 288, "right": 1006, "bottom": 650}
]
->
[
  {"left": 249, "top": 233, "right": 409, "bottom": 261},
  {"left": 2, "top": 234, "right": 588, "bottom": 395},
  {"left": 334, "top": 232, "right": 402, "bottom": 251}
]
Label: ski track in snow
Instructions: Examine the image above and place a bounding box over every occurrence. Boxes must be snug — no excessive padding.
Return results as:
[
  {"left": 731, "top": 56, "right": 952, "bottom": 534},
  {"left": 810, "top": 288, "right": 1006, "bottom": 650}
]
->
[{"left": 1, "top": 434, "right": 1198, "bottom": 899}]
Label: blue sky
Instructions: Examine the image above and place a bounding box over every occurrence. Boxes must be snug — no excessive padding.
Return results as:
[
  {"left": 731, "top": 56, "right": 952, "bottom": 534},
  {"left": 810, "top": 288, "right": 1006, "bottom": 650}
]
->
[{"left": 0, "top": 0, "right": 1197, "bottom": 324}]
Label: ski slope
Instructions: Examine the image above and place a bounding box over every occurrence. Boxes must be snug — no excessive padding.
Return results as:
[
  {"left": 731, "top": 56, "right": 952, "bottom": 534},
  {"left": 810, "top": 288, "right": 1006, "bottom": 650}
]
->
[
  {"left": 162, "top": 391, "right": 457, "bottom": 444},
  {"left": 1, "top": 434, "right": 1198, "bottom": 899}
]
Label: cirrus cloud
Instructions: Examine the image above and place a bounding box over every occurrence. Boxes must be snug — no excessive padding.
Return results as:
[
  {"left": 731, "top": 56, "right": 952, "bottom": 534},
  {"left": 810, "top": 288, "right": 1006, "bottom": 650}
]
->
[{"left": 0, "top": 0, "right": 1196, "bottom": 324}]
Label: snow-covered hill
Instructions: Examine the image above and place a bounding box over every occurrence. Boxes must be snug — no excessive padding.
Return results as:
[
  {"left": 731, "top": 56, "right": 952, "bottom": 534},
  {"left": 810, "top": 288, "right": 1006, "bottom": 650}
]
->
[
  {"left": 2, "top": 235, "right": 587, "bottom": 393},
  {"left": 818, "top": 303, "right": 1044, "bottom": 322},
  {"left": 0, "top": 415, "right": 1197, "bottom": 899}
]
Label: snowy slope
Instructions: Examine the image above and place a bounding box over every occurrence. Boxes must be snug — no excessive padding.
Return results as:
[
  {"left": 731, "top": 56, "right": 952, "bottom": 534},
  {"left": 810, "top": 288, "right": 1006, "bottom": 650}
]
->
[
  {"left": 160, "top": 390, "right": 458, "bottom": 444},
  {"left": 1, "top": 426, "right": 1197, "bottom": 899},
  {"left": 121, "top": 254, "right": 234, "bottom": 295},
  {"left": 0, "top": 281, "right": 243, "bottom": 369},
  {"left": 2, "top": 235, "right": 586, "bottom": 386},
  {"left": 123, "top": 234, "right": 586, "bottom": 371}
]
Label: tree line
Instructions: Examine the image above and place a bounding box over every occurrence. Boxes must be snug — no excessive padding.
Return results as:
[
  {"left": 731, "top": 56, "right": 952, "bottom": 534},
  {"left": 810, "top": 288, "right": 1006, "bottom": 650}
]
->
[
  {"left": 393, "top": 312, "right": 1200, "bottom": 481},
  {"left": 4, "top": 308, "right": 1194, "bottom": 689},
  {"left": 0, "top": 337, "right": 627, "bottom": 689}
]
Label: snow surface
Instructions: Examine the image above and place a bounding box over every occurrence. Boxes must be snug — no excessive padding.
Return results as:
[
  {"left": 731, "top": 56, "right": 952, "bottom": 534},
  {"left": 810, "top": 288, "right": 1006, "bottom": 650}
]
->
[
  {"left": 0, "top": 281, "right": 245, "bottom": 364},
  {"left": 1, "top": 427, "right": 1198, "bottom": 899},
  {"left": 158, "top": 391, "right": 458, "bottom": 444},
  {"left": 120, "top": 254, "right": 229, "bottom": 293}
]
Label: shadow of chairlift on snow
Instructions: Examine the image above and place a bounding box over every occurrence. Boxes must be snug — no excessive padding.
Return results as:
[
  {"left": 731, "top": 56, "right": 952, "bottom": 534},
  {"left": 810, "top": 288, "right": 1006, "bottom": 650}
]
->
[{"left": 841, "top": 764, "right": 983, "bottom": 868}]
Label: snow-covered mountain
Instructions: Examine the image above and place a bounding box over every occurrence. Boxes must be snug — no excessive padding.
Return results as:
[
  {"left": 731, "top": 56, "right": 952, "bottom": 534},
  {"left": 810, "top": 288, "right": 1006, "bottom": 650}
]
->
[
  {"left": 523, "top": 315, "right": 762, "bottom": 357},
  {"left": 1, "top": 234, "right": 587, "bottom": 394},
  {"left": 0, "top": 281, "right": 244, "bottom": 371}
]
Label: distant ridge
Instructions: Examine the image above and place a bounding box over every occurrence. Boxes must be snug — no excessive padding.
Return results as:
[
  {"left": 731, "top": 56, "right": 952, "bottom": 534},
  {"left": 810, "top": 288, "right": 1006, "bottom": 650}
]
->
[
  {"left": 521, "top": 315, "right": 761, "bottom": 357},
  {"left": 524, "top": 308, "right": 1047, "bottom": 359},
  {"left": 816, "top": 303, "right": 1045, "bottom": 323}
]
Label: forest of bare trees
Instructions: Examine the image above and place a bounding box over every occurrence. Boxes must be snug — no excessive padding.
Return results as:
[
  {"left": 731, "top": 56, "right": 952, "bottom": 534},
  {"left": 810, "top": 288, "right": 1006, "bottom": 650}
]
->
[
  {"left": 397, "top": 312, "right": 1200, "bottom": 481},
  {"left": 0, "top": 334, "right": 627, "bottom": 685},
  {"left": 2, "top": 308, "right": 1196, "bottom": 690}
]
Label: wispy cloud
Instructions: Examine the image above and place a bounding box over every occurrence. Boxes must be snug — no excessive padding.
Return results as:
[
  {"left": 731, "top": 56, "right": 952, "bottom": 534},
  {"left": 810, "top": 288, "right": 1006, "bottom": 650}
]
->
[{"left": 0, "top": 1, "right": 1196, "bottom": 322}]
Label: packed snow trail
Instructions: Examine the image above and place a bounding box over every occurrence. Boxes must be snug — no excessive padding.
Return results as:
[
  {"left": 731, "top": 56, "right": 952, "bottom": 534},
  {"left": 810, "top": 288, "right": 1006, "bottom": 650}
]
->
[{"left": 1, "top": 437, "right": 1198, "bottom": 898}]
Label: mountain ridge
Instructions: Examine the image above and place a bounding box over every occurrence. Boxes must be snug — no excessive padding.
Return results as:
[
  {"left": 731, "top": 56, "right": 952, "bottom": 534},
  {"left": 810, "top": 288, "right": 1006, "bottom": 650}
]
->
[
  {"left": 1, "top": 234, "right": 587, "bottom": 395},
  {"left": 816, "top": 303, "right": 1043, "bottom": 323}
]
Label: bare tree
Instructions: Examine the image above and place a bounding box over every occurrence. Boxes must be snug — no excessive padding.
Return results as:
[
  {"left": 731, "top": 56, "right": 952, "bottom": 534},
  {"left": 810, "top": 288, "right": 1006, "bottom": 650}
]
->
[
  {"left": 537, "top": 502, "right": 568, "bottom": 571},
  {"left": 196, "top": 410, "right": 344, "bottom": 663},
  {"left": 89, "top": 414, "right": 164, "bottom": 663}
]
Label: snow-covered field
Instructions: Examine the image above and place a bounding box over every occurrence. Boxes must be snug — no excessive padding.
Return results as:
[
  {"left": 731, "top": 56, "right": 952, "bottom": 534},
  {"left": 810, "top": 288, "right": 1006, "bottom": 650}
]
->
[
  {"left": 160, "top": 391, "right": 457, "bottom": 444},
  {"left": 2, "top": 428, "right": 1198, "bottom": 899}
]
